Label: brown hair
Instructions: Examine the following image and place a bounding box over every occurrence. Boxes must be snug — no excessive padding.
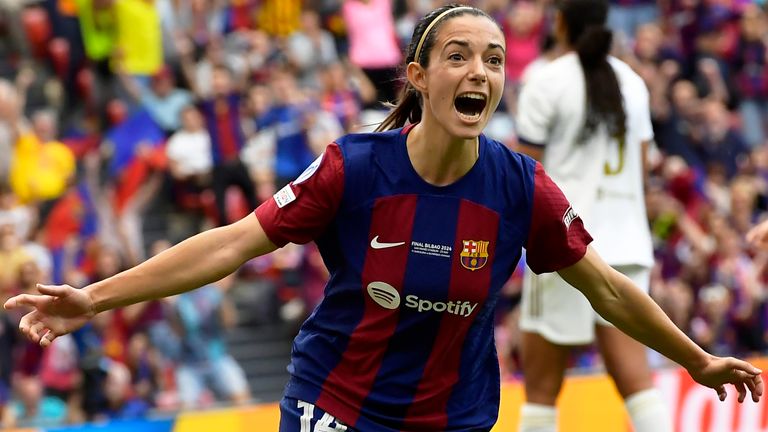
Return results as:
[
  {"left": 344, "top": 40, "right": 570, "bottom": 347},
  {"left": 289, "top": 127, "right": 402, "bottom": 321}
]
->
[{"left": 558, "top": 0, "right": 626, "bottom": 141}]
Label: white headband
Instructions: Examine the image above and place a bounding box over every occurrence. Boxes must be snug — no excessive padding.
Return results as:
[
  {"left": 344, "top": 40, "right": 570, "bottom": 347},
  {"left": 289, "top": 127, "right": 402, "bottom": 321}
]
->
[{"left": 413, "top": 6, "right": 476, "bottom": 64}]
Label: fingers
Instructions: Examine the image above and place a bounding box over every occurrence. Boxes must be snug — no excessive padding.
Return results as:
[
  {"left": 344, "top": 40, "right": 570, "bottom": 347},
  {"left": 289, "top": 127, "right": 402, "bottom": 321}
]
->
[
  {"left": 39, "top": 329, "right": 57, "bottom": 347},
  {"left": 735, "top": 380, "right": 747, "bottom": 403},
  {"left": 29, "top": 321, "right": 46, "bottom": 342},
  {"left": 19, "top": 313, "right": 40, "bottom": 342},
  {"left": 3, "top": 293, "right": 44, "bottom": 310},
  {"left": 745, "top": 376, "right": 756, "bottom": 395},
  {"left": 727, "top": 358, "right": 763, "bottom": 403},
  {"left": 36, "top": 284, "right": 69, "bottom": 297},
  {"left": 729, "top": 358, "right": 762, "bottom": 377},
  {"left": 754, "top": 375, "right": 765, "bottom": 402},
  {"left": 18, "top": 313, "right": 55, "bottom": 345},
  {"left": 744, "top": 376, "right": 762, "bottom": 403},
  {"left": 716, "top": 385, "right": 727, "bottom": 401}
]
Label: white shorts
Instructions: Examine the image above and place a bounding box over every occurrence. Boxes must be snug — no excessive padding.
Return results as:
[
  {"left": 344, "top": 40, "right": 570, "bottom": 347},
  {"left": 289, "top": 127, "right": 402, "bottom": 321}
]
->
[{"left": 519, "top": 264, "right": 651, "bottom": 345}]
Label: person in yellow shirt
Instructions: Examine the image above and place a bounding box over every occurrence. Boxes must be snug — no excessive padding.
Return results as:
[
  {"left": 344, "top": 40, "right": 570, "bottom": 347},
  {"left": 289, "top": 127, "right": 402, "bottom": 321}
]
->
[
  {"left": 9, "top": 110, "right": 76, "bottom": 207},
  {"left": 257, "top": 0, "right": 301, "bottom": 37},
  {"left": 112, "top": 0, "right": 162, "bottom": 76}
]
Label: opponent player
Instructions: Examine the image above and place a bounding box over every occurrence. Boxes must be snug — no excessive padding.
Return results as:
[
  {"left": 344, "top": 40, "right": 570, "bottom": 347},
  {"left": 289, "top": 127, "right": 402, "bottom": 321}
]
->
[
  {"left": 516, "top": 1, "right": 671, "bottom": 431},
  {"left": 4, "top": 4, "right": 763, "bottom": 432}
]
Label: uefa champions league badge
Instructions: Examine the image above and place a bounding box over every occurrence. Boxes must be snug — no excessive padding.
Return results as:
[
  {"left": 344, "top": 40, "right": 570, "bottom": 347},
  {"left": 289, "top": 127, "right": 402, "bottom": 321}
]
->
[{"left": 273, "top": 184, "right": 297, "bottom": 208}]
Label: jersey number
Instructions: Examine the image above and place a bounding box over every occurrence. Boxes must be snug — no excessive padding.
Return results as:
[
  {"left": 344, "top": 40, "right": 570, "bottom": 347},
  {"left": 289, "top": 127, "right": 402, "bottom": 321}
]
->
[
  {"left": 298, "top": 400, "right": 348, "bottom": 432},
  {"left": 603, "top": 136, "right": 626, "bottom": 176}
]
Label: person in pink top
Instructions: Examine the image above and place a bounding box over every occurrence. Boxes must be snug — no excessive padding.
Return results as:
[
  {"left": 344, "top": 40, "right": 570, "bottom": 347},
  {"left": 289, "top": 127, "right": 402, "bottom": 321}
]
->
[{"left": 342, "top": 0, "right": 403, "bottom": 107}]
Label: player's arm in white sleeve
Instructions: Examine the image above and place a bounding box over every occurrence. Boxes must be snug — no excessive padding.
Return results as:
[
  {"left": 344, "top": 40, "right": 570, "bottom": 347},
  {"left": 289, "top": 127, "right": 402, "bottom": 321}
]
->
[
  {"left": 514, "top": 74, "right": 554, "bottom": 161},
  {"left": 558, "top": 247, "right": 764, "bottom": 403}
]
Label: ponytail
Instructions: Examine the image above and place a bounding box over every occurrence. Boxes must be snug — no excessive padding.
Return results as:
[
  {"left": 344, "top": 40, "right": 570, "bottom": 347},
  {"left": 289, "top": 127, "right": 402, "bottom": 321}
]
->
[
  {"left": 375, "top": 83, "right": 423, "bottom": 132},
  {"left": 576, "top": 26, "right": 612, "bottom": 68},
  {"left": 576, "top": 25, "right": 626, "bottom": 139},
  {"left": 559, "top": 0, "right": 626, "bottom": 140}
]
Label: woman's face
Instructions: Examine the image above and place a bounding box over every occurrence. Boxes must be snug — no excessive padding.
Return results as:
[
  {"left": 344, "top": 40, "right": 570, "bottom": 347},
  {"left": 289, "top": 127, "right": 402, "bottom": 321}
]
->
[{"left": 416, "top": 14, "right": 505, "bottom": 140}]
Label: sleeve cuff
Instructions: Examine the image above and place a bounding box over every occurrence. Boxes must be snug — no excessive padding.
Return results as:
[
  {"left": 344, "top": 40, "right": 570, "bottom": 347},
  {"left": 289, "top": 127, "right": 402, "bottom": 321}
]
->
[
  {"left": 517, "top": 136, "right": 546, "bottom": 148},
  {"left": 254, "top": 205, "right": 289, "bottom": 248}
]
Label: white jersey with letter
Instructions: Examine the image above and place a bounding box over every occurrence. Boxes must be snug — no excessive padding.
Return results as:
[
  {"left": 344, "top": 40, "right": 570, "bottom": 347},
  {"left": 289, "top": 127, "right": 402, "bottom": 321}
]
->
[
  {"left": 516, "top": 53, "right": 654, "bottom": 343},
  {"left": 516, "top": 53, "right": 653, "bottom": 267}
]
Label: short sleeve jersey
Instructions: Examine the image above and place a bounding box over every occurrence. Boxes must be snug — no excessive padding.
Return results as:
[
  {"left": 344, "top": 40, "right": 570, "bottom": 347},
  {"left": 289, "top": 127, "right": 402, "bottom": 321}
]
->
[
  {"left": 516, "top": 53, "right": 654, "bottom": 267},
  {"left": 255, "top": 127, "right": 592, "bottom": 431}
]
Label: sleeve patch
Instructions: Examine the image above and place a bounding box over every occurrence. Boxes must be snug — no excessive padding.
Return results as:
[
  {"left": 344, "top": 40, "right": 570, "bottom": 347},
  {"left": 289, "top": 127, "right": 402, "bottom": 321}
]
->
[
  {"left": 273, "top": 184, "right": 297, "bottom": 208},
  {"left": 562, "top": 206, "right": 578, "bottom": 229}
]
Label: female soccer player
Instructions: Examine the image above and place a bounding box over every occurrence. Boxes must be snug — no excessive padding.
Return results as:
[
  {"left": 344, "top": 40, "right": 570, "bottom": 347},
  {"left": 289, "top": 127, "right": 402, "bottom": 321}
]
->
[
  {"left": 4, "top": 4, "right": 763, "bottom": 432},
  {"left": 515, "top": 1, "right": 670, "bottom": 431}
]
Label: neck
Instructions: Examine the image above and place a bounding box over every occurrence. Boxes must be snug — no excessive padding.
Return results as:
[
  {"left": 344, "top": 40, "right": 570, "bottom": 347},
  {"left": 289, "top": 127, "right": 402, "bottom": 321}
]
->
[{"left": 406, "top": 119, "right": 479, "bottom": 187}]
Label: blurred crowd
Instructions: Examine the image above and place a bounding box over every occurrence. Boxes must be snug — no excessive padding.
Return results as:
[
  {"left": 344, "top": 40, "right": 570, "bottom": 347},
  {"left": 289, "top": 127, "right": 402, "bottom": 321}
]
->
[{"left": 0, "top": 0, "right": 768, "bottom": 428}]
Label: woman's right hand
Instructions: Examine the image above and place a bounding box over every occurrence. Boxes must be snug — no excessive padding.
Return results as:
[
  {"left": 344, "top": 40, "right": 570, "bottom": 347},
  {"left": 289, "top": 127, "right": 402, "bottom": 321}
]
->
[{"left": 3, "top": 284, "right": 96, "bottom": 347}]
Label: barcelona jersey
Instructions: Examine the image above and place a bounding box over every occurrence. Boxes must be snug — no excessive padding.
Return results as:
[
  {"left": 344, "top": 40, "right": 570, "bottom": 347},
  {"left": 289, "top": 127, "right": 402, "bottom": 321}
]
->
[{"left": 255, "top": 126, "right": 592, "bottom": 431}]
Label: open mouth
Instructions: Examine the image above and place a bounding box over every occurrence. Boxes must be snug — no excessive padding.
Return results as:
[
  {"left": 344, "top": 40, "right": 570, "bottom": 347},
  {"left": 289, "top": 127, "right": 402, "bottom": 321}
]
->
[{"left": 454, "top": 92, "right": 487, "bottom": 121}]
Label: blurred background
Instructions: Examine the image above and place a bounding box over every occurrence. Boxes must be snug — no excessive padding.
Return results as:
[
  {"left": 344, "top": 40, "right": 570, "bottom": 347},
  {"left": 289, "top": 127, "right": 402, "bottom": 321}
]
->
[{"left": 0, "top": 0, "right": 767, "bottom": 429}]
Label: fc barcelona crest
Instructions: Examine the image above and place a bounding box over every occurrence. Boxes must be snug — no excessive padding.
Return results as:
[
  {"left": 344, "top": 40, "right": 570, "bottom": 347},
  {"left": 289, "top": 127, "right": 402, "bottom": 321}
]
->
[{"left": 460, "top": 240, "right": 489, "bottom": 271}]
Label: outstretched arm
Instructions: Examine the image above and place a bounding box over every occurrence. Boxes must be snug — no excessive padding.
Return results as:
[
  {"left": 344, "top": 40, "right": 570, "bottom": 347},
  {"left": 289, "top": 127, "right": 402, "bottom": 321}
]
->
[
  {"left": 558, "top": 246, "right": 764, "bottom": 402},
  {"left": 4, "top": 213, "right": 277, "bottom": 346}
]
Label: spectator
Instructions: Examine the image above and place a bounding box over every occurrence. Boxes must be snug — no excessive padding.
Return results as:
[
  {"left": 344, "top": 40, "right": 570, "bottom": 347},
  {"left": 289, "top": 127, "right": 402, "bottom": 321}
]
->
[
  {"left": 0, "top": 226, "right": 30, "bottom": 293},
  {"left": 0, "top": 185, "right": 35, "bottom": 243},
  {"left": 118, "top": 66, "right": 193, "bottom": 135},
  {"left": 9, "top": 109, "right": 76, "bottom": 209},
  {"left": 241, "top": 30, "right": 279, "bottom": 83},
  {"left": 165, "top": 105, "right": 212, "bottom": 187},
  {"left": 690, "top": 284, "right": 733, "bottom": 356},
  {"left": 342, "top": 0, "right": 402, "bottom": 106},
  {"left": 698, "top": 99, "right": 750, "bottom": 180},
  {"left": 242, "top": 84, "right": 277, "bottom": 202},
  {"left": 655, "top": 80, "right": 706, "bottom": 169},
  {"left": 503, "top": 2, "right": 544, "bottom": 88},
  {"left": 11, "top": 376, "right": 67, "bottom": 428},
  {"left": 167, "top": 274, "right": 250, "bottom": 409},
  {"left": 730, "top": 4, "right": 768, "bottom": 148},
  {"left": 0, "top": 80, "right": 19, "bottom": 183},
  {"left": 317, "top": 61, "right": 376, "bottom": 132},
  {"left": 286, "top": 9, "right": 339, "bottom": 88},
  {"left": 180, "top": 36, "right": 248, "bottom": 100},
  {"left": 102, "top": 361, "right": 150, "bottom": 420},
  {"left": 256, "top": 0, "right": 302, "bottom": 38},
  {"left": 0, "top": 308, "right": 17, "bottom": 429},
  {"left": 196, "top": 65, "right": 258, "bottom": 225},
  {"left": 38, "top": 334, "right": 82, "bottom": 423},
  {"left": 607, "top": 0, "right": 659, "bottom": 41},
  {"left": 254, "top": 69, "right": 316, "bottom": 188},
  {"left": 112, "top": 0, "right": 163, "bottom": 78},
  {"left": 712, "top": 227, "right": 764, "bottom": 354}
]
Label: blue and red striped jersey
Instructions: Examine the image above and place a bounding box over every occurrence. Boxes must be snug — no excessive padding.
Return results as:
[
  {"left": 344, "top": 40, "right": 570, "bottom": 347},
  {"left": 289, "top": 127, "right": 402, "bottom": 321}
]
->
[{"left": 255, "top": 127, "right": 592, "bottom": 431}]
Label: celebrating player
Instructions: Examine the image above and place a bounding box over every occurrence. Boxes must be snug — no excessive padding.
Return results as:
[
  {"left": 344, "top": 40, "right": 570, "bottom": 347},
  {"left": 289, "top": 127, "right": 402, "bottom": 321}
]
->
[{"left": 4, "top": 4, "right": 763, "bottom": 431}]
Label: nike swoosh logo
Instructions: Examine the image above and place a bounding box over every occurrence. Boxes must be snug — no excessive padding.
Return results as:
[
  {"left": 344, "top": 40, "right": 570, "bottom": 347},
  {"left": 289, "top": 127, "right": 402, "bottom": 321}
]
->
[{"left": 370, "top": 235, "right": 406, "bottom": 249}]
